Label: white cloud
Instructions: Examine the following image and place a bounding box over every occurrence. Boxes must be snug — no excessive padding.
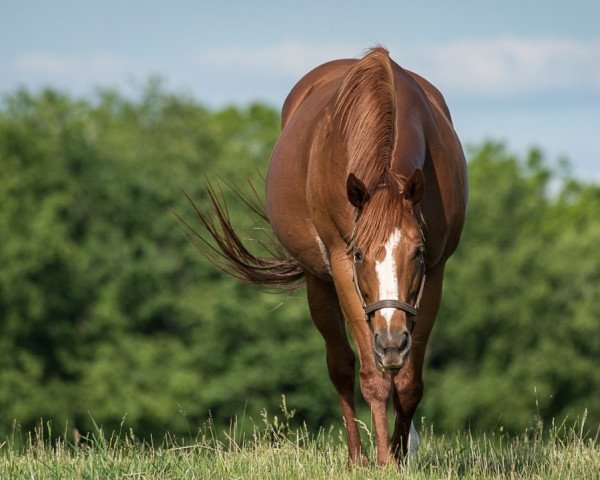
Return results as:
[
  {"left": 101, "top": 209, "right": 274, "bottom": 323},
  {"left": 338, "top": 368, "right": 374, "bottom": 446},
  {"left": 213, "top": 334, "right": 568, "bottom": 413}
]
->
[
  {"left": 192, "top": 41, "right": 364, "bottom": 78},
  {"left": 5, "top": 37, "right": 600, "bottom": 102},
  {"left": 15, "top": 53, "right": 129, "bottom": 80},
  {"left": 404, "top": 37, "right": 600, "bottom": 97},
  {"left": 5, "top": 52, "right": 156, "bottom": 95},
  {"left": 194, "top": 37, "right": 600, "bottom": 98}
]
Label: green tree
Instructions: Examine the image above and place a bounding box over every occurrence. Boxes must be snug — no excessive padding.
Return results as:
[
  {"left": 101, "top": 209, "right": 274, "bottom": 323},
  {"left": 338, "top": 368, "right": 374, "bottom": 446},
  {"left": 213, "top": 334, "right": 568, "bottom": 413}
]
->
[
  {"left": 0, "top": 87, "right": 597, "bottom": 439},
  {"left": 423, "top": 142, "right": 600, "bottom": 432},
  {"left": 0, "top": 86, "right": 333, "bottom": 439}
]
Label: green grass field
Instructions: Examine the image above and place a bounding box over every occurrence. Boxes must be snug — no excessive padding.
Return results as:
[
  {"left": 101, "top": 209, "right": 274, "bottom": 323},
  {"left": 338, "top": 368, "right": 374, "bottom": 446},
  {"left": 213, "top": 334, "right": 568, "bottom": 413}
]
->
[
  {"left": 1, "top": 410, "right": 597, "bottom": 480},
  {"left": 0, "top": 398, "right": 600, "bottom": 480}
]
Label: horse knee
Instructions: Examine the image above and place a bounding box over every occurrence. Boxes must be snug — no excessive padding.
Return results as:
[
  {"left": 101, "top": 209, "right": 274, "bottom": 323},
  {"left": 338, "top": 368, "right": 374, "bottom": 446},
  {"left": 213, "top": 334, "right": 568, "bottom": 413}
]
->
[
  {"left": 398, "top": 382, "right": 424, "bottom": 414},
  {"left": 359, "top": 368, "right": 392, "bottom": 405}
]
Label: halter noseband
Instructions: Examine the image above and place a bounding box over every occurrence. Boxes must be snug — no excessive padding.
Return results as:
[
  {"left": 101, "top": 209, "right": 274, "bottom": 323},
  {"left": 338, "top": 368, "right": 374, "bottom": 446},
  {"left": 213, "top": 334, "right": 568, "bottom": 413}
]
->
[{"left": 350, "top": 233, "right": 426, "bottom": 332}]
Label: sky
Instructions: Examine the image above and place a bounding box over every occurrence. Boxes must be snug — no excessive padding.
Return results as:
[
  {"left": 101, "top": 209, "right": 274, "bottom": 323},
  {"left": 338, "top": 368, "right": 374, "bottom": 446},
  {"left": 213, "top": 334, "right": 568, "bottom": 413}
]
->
[{"left": 1, "top": 1, "right": 599, "bottom": 179}]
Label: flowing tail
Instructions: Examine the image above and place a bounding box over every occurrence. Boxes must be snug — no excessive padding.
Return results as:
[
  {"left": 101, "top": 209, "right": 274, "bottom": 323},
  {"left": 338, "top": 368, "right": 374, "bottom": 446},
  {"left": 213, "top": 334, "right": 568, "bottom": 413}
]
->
[{"left": 179, "top": 181, "right": 305, "bottom": 289}]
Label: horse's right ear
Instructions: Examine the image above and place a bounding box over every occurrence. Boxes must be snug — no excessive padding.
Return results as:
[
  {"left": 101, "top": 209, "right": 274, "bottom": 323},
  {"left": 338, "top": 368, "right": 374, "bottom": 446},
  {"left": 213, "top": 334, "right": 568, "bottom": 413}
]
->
[{"left": 346, "top": 173, "right": 370, "bottom": 209}]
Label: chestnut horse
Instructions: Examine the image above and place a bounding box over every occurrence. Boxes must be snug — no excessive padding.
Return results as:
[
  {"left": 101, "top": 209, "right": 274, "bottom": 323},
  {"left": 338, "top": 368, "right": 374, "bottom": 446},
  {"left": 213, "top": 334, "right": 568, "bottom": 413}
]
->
[{"left": 195, "top": 47, "right": 467, "bottom": 466}]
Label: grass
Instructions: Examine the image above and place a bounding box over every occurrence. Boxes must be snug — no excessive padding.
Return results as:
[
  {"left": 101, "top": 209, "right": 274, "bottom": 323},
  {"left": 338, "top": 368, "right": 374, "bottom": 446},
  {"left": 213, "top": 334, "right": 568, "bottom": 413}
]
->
[{"left": 0, "top": 407, "right": 597, "bottom": 479}]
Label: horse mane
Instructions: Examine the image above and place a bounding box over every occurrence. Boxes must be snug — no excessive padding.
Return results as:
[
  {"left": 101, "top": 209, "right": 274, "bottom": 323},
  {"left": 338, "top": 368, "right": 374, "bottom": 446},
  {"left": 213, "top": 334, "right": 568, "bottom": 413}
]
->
[
  {"left": 334, "top": 47, "right": 409, "bottom": 251},
  {"left": 334, "top": 47, "right": 397, "bottom": 192}
]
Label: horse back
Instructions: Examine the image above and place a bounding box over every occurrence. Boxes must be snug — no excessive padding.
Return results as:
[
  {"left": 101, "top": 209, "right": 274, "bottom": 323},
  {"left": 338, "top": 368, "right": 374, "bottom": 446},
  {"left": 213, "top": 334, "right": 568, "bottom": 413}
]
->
[
  {"left": 281, "top": 59, "right": 356, "bottom": 128},
  {"left": 269, "top": 54, "right": 467, "bottom": 276}
]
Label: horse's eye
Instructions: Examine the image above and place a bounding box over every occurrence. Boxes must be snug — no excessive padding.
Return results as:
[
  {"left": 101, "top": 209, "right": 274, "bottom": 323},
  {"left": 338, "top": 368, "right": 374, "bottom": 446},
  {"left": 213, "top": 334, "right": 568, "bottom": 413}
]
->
[{"left": 354, "top": 249, "right": 364, "bottom": 262}]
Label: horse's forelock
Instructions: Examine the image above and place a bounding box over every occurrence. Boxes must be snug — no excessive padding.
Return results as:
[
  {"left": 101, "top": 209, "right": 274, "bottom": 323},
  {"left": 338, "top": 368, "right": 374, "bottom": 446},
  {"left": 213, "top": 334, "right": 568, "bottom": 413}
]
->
[{"left": 352, "top": 181, "right": 405, "bottom": 253}]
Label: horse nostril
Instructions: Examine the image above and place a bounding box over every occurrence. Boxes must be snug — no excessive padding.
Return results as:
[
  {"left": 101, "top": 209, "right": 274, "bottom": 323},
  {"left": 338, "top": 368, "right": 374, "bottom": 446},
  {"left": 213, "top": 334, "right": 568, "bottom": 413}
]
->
[{"left": 399, "top": 331, "right": 410, "bottom": 352}]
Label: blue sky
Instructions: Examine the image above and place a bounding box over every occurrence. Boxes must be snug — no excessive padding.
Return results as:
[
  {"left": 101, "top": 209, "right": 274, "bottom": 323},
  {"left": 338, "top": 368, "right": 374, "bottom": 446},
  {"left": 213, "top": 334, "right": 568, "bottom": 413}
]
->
[{"left": 1, "top": 1, "right": 599, "bottom": 179}]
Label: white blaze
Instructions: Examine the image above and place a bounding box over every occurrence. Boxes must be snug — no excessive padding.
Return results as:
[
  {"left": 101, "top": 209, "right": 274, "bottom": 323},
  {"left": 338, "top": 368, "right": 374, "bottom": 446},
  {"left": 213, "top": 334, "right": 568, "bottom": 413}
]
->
[{"left": 374, "top": 228, "right": 402, "bottom": 333}]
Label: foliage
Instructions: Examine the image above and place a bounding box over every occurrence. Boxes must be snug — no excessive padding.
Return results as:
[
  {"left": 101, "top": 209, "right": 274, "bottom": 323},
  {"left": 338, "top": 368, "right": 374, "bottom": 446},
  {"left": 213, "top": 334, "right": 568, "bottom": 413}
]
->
[
  {"left": 424, "top": 143, "right": 600, "bottom": 432},
  {"left": 0, "top": 86, "right": 598, "bottom": 440},
  {"left": 0, "top": 85, "right": 323, "bottom": 438}
]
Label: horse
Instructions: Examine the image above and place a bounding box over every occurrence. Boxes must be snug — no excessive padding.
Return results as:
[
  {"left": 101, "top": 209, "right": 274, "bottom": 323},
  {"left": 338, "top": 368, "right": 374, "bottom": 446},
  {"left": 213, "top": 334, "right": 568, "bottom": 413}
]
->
[{"left": 193, "top": 47, "right": 467, "bottom": 466}]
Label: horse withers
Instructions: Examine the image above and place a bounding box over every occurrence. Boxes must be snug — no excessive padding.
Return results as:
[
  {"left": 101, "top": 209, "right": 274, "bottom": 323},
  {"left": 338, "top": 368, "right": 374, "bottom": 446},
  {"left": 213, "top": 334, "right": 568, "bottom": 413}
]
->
[{"left": 194, "top": 47, "right": 467, "bottom": 467}]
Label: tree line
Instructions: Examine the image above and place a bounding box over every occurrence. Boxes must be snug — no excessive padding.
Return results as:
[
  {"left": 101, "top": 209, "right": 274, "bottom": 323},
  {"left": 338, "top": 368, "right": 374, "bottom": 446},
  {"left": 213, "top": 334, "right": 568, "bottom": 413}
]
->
[{"left": 0, "top": 84, "right": 597, "bottom": 439}]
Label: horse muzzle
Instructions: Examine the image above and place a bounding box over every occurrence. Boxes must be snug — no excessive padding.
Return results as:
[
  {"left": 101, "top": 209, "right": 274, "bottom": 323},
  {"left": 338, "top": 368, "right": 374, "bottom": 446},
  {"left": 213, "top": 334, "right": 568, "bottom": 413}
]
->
[{"left": 373, "top": 329, "right": 411, "bottom": 371}]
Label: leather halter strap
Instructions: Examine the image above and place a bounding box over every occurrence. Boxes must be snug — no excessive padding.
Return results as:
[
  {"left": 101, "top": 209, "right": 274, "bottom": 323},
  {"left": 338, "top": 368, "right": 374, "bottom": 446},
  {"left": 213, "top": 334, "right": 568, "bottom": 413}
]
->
[{"left": 364, "top": 299, "right": 417, "bottom": 317}]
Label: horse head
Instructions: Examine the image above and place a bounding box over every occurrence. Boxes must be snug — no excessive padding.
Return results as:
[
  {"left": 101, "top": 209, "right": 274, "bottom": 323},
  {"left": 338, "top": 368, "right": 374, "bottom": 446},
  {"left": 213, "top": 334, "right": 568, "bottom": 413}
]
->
[{"left": 346, "top": 169, "right": 426, "bottom": 371}]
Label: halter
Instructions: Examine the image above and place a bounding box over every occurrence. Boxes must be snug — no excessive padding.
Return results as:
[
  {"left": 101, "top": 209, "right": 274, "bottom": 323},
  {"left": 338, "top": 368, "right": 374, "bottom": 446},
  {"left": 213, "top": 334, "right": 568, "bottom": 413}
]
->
[{"left": 350, "top": 229, "right": 426, "bottom": 332}]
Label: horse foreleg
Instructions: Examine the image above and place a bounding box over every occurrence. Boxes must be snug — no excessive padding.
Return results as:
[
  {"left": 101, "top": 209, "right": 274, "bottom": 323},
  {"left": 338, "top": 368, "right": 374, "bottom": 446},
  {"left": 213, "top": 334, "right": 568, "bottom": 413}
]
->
[
  {"left": 359, "top": 367, "right": 393, "bottom": 466},
  {"left": 390, "top": 266, "right": 444, "bottom": 462},
  {"left": 328, "top": 254, "right": 394, "bottom": 467},
  {"left": 390, "top": 368, "right": 423, "bottom": 461},
  {"left": 305, "top": 272, "right": 366, "bottom": 465}
]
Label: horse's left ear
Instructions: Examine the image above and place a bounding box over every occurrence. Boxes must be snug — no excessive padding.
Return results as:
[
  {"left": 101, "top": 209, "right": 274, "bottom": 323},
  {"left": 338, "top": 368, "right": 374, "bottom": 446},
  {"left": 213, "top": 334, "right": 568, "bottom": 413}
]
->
[
  {"left": 403, "top": 169, "right": 425, "bottom": 204},
  {"left": 346, "top": 173, "right": 370, "bottom": 209}
]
